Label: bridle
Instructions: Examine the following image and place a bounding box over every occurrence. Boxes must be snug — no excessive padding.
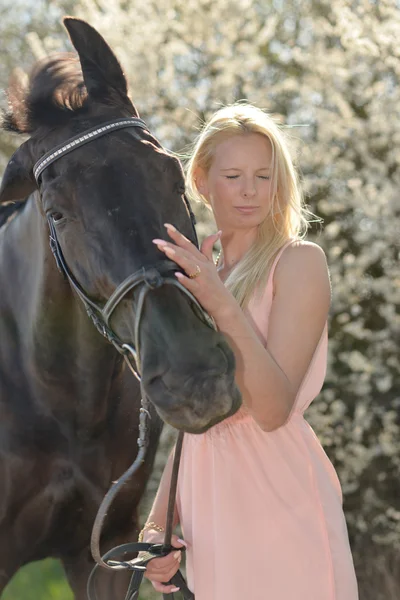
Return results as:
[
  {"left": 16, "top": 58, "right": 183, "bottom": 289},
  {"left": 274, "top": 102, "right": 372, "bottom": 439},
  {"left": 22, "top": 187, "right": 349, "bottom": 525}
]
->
[
  {"left": 46, "top": 216, "right": 213, "bottom": 377},
  {"left": 33, "top": 117, "right": 209, "bottom": 599}
]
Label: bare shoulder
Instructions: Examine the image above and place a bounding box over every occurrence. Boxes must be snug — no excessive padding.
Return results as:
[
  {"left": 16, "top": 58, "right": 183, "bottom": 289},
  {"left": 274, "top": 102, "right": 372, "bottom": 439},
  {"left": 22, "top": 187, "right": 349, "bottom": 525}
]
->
[{"left": 273, "top": 240, "right": 331, "bottom": 298}]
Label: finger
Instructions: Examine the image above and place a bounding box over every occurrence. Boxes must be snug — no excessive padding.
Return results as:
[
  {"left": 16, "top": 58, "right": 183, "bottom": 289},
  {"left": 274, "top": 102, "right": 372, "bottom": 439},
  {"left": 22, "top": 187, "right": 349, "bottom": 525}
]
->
[
  {"left": 171, "top": 536, "right": 188, "bottom": 549},
  {"left": 174, "top": 271, "right": 200, "bottom": 291},
  {"left": 152, "top": 239, "right": 194, "bottom": 263},
  {"left": 145, "top": 561, "right": 181, "bottom": 583},
  {"left": 164, "top": 223, "right": 202, "bottom": 257},
  {"left": 145, "top": 552, "right": 181, "bottom": 573},
  {"left": 200, "top": 231, "right": 222, "bottom": 262},
  {"left": 152, "top": 581, "right": 180, "bottom": 594},
  {"left": 154, "top": 243, "right": 202, "bottom": 278}
]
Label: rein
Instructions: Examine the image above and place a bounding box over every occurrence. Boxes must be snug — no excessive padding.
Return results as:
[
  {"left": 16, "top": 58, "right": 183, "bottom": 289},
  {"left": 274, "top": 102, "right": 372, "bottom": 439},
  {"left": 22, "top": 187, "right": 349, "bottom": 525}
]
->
[{"left": 34, "top": 117, "right": 210, "bottom": 600}]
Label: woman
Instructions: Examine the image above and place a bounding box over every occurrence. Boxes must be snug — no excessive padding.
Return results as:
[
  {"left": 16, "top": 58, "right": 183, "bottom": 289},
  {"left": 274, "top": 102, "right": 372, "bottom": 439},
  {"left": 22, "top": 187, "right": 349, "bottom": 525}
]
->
[{"left": 141, "top": 103, "right": 359, "bottom": 599}]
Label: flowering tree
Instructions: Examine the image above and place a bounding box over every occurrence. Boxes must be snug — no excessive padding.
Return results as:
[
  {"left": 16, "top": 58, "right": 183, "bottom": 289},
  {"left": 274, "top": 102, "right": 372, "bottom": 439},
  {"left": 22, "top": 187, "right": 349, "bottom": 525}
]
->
[{"left": 0, "top": 0, "right": 75, "bottom": 170}]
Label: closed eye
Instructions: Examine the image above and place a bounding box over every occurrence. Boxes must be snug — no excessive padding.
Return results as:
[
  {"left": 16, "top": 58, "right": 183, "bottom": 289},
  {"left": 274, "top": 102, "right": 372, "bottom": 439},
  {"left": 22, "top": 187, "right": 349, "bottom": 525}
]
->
[{"left": 225, "top": 175, "right": 270, "bottom": 180}]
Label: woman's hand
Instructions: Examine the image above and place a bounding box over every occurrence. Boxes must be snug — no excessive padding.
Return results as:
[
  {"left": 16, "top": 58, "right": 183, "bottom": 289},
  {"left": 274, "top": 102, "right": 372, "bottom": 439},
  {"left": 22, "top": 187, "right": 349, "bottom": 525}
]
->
[
  {"left": 142, "top": 530, "right": 187, "bottom": 594},
  {"left": 152, "top": 223, "right": 237, "bottom": 322}
]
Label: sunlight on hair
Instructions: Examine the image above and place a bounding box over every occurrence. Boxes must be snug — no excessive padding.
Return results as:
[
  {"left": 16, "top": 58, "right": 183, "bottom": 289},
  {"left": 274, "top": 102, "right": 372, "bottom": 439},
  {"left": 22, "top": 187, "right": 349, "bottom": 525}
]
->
[{"left": 185, "top": 102, "right": 322, "bottom": 307}]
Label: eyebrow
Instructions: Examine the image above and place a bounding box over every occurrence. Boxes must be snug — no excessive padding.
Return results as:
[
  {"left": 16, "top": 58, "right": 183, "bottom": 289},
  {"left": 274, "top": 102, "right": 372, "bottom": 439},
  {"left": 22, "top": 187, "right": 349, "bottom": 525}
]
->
[{"left": 220, "top": 167, "right": 271, "bottom": 171}]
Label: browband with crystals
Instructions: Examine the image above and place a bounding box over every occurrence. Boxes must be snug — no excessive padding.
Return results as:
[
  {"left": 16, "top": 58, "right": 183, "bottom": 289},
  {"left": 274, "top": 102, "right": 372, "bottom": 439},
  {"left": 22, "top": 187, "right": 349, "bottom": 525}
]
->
[{"left": 33, "top": 117, "right": 148, "bottom": 182}]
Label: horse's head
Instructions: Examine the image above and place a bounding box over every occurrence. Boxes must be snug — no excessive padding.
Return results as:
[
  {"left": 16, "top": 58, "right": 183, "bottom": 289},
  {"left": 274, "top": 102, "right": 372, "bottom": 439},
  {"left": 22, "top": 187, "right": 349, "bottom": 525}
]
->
[{"left": 0, "top": 18, "right": 241, "bottom": 433}]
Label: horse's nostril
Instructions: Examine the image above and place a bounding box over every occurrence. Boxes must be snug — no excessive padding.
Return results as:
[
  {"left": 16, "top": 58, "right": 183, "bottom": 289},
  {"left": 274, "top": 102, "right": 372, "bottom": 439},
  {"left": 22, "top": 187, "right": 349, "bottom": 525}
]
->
[
  {"left": 213, "top": 343, "right": 229, "bottom": 375},
  {"left": 154, "top": 347, "right": 228, "bottom": 396},
  {"left": 142, "top": 337, "right": 232, "bottom": 391}
]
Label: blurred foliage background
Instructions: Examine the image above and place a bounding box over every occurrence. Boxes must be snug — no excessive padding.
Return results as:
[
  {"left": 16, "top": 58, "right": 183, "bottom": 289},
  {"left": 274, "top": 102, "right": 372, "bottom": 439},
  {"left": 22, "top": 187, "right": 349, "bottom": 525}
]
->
[{"left": 1, "top": 0, "right": 399, "bottom": 598}]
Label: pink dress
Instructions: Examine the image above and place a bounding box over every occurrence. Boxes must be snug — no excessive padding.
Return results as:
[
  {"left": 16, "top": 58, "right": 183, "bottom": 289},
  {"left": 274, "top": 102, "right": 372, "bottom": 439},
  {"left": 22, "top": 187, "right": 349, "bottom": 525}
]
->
[{"left": 176, "top": 240, "right": 359, "bottom": 600}]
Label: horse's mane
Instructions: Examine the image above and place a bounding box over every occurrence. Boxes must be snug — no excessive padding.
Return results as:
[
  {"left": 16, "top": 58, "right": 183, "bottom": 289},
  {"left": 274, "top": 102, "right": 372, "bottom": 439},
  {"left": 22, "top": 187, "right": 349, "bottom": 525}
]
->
[{"left": 2, "top": 54, "right": 89, "bottom": 135}]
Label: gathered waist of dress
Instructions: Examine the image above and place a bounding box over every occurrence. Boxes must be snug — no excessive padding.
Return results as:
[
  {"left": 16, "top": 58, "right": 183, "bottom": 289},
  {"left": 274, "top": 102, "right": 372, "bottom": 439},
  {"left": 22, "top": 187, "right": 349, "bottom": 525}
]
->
[{"left": 192, "top": 405, "right": 305, "bottom": 437}]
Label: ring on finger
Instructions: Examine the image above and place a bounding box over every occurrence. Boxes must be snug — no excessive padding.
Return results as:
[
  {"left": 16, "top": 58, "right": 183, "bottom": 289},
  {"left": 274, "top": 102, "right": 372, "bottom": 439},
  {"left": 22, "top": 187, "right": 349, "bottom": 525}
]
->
[{"left": 188, "top": 264, "right": 201, "bottom": 279}]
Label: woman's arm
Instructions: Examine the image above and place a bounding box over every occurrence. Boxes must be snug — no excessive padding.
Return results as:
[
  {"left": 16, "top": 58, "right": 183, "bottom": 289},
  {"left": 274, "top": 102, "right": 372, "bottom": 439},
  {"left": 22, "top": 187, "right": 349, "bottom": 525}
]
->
[
  {"left": 144, "top": 447, "right": 179, "bottom": 532},
  {"left": 154, "top": 226, "right": 331, "bottom": 433},
  {"left": 141, "top": 448, "right": 184, "bottom": 595},
  {"left": 214, "top": 242, "right": 331, "bottom": 431}
]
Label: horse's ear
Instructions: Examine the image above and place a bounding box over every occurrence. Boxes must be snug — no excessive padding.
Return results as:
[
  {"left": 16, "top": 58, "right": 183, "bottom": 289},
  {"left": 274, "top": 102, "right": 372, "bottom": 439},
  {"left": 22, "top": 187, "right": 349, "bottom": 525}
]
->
[
  {"left": 63, "top": 17, "right": 130, "bottom": 104},
  {"left": 0, "top": 142, "right": 36, "bottom": 203}
]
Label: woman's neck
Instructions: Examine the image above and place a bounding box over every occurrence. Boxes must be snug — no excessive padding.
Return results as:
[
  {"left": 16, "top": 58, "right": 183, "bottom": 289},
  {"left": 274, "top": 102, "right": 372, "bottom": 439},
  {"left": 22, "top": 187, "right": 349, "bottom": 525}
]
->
[{"left": 217, "top": 227, "right": 257, "bottom": 276}]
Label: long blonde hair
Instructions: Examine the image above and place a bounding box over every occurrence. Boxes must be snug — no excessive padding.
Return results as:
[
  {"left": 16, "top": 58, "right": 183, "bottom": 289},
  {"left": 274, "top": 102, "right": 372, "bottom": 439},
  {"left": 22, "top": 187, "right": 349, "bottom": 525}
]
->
[{"left": 186, "top": 102, "right": 319, "bottom": 308}]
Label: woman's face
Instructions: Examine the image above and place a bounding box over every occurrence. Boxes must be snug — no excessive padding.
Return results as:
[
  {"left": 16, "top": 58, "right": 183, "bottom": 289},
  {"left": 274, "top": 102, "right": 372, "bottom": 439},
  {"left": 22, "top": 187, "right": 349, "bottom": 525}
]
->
[{"left": 197, "top": 133, "right": 274, "bottom": 231}]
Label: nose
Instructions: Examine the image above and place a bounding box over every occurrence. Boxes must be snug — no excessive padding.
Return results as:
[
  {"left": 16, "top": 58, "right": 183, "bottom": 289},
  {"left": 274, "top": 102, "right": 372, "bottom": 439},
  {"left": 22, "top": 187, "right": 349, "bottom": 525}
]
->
[
  {"left": 160, "top": 342, "right": 229, "bottom": 393},
  {"left": 140, "top": 335, "right": 241, "bottom": 433},
  {"left": 242, "top": 177, "right": 256, "bottom": 198},
  {"left": 133, "top": 286, "right": 242, "bottom": 432}
]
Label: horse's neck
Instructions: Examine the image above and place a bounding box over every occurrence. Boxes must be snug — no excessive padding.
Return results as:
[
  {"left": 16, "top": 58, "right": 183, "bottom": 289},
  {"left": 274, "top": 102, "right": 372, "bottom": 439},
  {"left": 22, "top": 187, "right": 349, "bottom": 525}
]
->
[{"left": 0, "top": 196, "right": 123, "bottom": 430}]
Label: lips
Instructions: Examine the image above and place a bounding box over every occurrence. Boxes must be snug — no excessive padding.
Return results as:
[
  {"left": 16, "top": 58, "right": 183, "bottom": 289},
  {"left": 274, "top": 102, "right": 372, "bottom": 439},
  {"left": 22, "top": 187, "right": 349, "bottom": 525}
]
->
[{"left": 235, "top": 206, "right": 259, "bottom": 213}]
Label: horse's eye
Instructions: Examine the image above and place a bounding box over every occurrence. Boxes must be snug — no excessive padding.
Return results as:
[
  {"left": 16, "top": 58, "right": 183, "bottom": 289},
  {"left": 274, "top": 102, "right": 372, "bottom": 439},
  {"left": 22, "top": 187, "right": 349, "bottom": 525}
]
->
[{"left": 51, "top": 212, "right": 64, "bottom": 224}]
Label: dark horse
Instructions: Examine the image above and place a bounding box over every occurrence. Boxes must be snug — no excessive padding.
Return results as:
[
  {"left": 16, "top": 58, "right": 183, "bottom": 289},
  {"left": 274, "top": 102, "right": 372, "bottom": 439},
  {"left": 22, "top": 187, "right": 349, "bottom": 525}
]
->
[{"left": 0, "top": 18, "right": 240, "bottom": 599}]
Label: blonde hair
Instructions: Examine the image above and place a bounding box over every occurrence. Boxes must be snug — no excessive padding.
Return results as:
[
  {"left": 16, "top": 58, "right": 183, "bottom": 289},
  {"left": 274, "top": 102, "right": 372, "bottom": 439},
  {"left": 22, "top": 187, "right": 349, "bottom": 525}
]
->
[{"left": 186, "top": 102, "right": 319, "bottom": 308}]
